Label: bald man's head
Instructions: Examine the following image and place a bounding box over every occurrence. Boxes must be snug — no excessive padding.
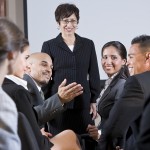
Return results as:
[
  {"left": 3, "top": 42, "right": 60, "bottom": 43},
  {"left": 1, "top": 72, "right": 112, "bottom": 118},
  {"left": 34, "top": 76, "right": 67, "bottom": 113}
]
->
[
  {"left": 26, "top": 52, "right": 53, "bottom": 87},
  {"left": 27, "top": 52, "right": 52, "bottom": 64}
]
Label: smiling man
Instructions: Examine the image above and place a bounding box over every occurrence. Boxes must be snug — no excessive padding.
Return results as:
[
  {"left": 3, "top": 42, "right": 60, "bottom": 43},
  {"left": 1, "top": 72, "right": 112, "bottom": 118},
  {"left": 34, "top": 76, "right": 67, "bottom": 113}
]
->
[
  {"left": 98, "top": 35, "right": 150, "bottom": 150},
  {"left": 24, "top": 52, "right": 83, "bottom": 131}
]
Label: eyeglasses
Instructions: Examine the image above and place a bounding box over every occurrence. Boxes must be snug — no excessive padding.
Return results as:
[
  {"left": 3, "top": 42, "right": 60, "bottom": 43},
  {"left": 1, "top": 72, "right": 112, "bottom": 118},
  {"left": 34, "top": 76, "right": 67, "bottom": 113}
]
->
[{"left": 61, "top": 19, "right": 78, "bottom": 25}]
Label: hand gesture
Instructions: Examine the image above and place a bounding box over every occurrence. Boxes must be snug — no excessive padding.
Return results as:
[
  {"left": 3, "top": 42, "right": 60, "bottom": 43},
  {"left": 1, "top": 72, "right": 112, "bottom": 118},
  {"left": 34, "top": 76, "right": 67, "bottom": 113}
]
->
[
  {"left": 58, "top": 79, "right": 83, "bottom": 104},
  {"left": 86, "top": 124, "right": 99, "bottom": 140}
]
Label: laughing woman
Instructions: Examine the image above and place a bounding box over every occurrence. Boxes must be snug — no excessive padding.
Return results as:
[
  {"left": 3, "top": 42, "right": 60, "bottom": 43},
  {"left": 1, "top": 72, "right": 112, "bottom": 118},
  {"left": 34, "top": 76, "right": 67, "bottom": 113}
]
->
[{"left": 87, "top": 41, "right": 130, "bottom": 149}]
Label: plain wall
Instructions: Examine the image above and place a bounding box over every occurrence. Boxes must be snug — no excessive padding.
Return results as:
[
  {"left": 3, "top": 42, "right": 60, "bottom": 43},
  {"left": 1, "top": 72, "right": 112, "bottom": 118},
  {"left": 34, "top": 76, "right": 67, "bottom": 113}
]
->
[{"left": 27, "top": 0, "right": 150, "bottom": 79}]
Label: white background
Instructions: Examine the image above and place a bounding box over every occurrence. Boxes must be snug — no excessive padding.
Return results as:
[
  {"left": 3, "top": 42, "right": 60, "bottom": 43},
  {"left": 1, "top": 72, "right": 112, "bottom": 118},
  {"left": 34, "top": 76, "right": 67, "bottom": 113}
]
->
[{"left": 27, "top": 0, "right": 150, "bottom": 79}]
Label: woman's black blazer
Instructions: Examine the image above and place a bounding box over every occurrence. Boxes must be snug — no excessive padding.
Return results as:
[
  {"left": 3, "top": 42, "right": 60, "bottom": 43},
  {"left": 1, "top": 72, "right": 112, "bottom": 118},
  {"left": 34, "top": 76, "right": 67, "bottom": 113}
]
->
[{"left": 41, "top": 33, "right": 100, "bottom": 109}]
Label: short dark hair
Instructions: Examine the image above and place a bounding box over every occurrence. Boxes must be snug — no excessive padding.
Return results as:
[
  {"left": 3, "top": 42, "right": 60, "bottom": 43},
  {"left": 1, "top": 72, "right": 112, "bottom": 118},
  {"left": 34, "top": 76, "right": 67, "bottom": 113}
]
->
[
  {"left": 101, "top": 41, "right": 127, "bottom": 60},
  {"left": 55, "top": 3, "right": 79, "bottom": 24},
  {"left": 0, "top": 18, "right": 25, "bottom": 62},
  {"left": 131, "top": 35, "right": 150, "bottom": 53}
]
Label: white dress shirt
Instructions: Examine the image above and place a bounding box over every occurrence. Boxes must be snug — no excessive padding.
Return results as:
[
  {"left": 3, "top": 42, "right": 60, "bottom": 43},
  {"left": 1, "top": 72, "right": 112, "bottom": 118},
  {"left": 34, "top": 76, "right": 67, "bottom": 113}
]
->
[{"left": 6, "top": 75, "right": 28, "bottom": 90}]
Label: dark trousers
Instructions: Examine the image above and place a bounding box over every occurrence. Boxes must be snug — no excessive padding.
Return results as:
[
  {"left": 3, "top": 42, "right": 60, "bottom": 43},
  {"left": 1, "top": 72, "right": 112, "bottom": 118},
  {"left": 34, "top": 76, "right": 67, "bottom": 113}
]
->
[{"left": 48, "top": 109, "right": 94, "bottom": 135}]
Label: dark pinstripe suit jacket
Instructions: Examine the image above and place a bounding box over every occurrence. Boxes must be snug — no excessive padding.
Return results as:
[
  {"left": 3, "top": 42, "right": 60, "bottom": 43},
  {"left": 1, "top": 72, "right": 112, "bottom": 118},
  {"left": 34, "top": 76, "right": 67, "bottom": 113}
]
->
[{"left": 41, "top": 33, "right": 100, "bottom": 109}]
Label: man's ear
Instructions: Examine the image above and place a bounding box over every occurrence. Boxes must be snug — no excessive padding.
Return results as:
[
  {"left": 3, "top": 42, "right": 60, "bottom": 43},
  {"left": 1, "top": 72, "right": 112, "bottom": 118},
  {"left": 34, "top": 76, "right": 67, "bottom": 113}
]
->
[
  {"left": 145, "top": 52, "right": 150, "bottom": 60},
  {"left": 145, "top": 52, "right": 150, "bottom": 70}
]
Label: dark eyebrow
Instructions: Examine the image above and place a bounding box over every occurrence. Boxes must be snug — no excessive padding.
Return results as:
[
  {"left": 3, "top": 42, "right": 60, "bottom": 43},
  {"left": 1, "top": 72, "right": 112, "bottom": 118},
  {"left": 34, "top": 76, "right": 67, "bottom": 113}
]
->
[
  {"left": 103, "top": 54, "right": 118, "bottom": 56},
  {"left": 41, "top": 61, "right": 48, "bottom": 64},
  {"left": 128, "top": 53, "right": 134, "bottom": 56},
  {"left": 41, "top": 61, "right": 53, "bottom": 68}
]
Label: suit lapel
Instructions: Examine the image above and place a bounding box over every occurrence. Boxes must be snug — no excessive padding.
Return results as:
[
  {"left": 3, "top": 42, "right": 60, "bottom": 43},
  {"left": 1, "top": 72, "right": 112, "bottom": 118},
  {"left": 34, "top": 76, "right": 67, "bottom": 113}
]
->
[
  {"left": 56, "top": 33, "right": 83, "bottom": 53},
  {"left": 99, "top": 75, "right": 120, "bottom": 104},
  {"left": 73, "top": 34, "right": 83, "bottom": 53},
  {"left": 99, "top": 86, "right": 111, "bottom": 104},
  {"left": 56, "top": 34, "right": 72, "bottom": 53},
  {"left": 23, "top": 74, "right": 43, "bottom": 105}
]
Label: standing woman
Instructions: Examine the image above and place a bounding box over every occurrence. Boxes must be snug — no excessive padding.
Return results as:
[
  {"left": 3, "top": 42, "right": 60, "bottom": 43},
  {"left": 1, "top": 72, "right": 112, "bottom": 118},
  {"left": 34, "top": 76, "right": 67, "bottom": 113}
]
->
[
  {"left": 41, "top": 3, "right": 100, "bottom": 135},
  {"left": 0, "top": 18, "right": 23, "bottom": 150}
]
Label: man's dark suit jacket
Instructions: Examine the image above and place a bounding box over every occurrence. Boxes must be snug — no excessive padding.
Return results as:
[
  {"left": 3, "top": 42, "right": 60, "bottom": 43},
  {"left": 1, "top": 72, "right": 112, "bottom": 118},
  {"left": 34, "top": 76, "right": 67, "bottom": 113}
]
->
[
  {"left": 99, "top": 71, "right": 150, "bottom": 150},
  {"left": 136, "top": 92, "right": 150, "bottom": 150},
  {"left": 98, "top": 68, "right": 128, "bottom": 129},
  {"left": 2, "top": 78, "right": 53, "bottom": 150},
  {"left": 23, "top": 74, "right": 64, "bottom": 127},
  {"left": 41, "top": 33, "right": 100, "bottom": 109}
]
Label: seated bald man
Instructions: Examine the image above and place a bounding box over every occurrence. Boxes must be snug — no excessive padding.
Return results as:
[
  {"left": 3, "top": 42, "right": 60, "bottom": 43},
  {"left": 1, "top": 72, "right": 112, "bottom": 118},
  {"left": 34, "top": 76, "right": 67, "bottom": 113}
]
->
[{"left": 24, "top": 52, "right": 83, "bottom": 134}]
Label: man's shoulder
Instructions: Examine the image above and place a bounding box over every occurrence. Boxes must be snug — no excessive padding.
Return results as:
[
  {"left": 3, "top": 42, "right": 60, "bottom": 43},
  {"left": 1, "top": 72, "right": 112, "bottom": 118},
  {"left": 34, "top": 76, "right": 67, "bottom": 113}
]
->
[
  {"left": 135, "top": 71, "right": 150, "bottom": 79},
  {"left": 23, "top": 74, "right": 30, "bottom": 80},
  {"left": 23, "top": 74, "right": 39, "bottom": 94},
  {"left": 130, "top": 71, "right": 150, "bottom": 85},
  {"left": 126, "top": 71, "right": 150, "bottom": 83},
  {"left": 23, "top": 74, "right": 34, "bottom": 84},
  {"left": 124, "top": 71, "right": 150, "bottom": 94}
]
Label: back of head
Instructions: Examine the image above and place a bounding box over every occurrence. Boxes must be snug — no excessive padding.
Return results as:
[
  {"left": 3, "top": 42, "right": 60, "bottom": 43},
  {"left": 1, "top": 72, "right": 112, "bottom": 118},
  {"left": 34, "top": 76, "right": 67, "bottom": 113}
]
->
[
  {"left": 0, "top": 17, "right": 24, "bottom": 63},
  {"left": 131, "top": 35, "right": 150, "bottom": 53}
]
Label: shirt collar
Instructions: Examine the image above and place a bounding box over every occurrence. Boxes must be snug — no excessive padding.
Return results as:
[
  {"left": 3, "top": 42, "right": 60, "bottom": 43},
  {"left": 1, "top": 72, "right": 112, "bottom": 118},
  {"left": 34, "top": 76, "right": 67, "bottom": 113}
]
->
[
  {"left": 106, "top": 72, "right": 119, "bottom": 86},
  {"left": 6, "top": 75, "right": 28, "bottom": 90},
  {"left": 110, "top": 72, "right": 118, "bottom": 79}
]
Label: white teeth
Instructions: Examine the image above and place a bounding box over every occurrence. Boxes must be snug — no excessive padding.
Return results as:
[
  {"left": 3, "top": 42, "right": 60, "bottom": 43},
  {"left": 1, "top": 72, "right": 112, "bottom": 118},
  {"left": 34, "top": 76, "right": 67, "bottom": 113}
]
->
[
  {"left": 128, "top": 67, "right": 133, "bottom": 71},
  {"left": 105, "top": 66, "right": 112, "bottom": 68},
  {"left": 66, "top": 28, "right": 73, "bottom": 31}
]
